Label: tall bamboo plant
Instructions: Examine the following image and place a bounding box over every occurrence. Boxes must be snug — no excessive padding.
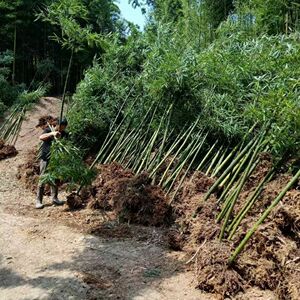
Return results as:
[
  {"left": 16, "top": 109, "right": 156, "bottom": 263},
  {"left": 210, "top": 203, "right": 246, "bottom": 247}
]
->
[{"left": 39, "top": 0, "right": 109, "bottom": 123}]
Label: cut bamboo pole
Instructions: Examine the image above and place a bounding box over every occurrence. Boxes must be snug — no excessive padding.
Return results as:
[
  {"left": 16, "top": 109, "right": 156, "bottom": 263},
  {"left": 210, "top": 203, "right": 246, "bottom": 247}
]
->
[
  {"left": 219, "top": 136, "right": 265, "bottom": 239},
  {"left": 227, "top": 169, "right": 275, "bottom": 240},
  {"left": 198, "top": 137, "right": 256, "bottom": 207},
  {"left": 229, "top": 167, "right": 300, "bottom": 263},
  {"left": 168, "top": 133, "right": 207, "bottom": 203}
]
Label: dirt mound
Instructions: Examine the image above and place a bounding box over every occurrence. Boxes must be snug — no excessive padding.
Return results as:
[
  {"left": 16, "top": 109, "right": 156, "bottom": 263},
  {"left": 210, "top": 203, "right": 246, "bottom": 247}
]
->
[
  {"left": 0, "top": 139, "right": 18, "bottom": 160},
  {"left": 236, "top": 222, "right": 298, "bottom": 292},
  {"left": 66, "top": 192, "right": 84, "bottom": 210},
  {"left": 167, "top": 228, "right": 184, "bottom": 251},
  {"left": 170, "top": 172, "right": 220, "bottom": 249},
  {"left": 273, "top": 190, "right": 300, "bottom": 243},
  {"left": 170, "top": 164, "right": 300, "bottom": 299},
  {"left": 36, "top": 115, "right": 57, "bottom": 129},
  {"left": 113, "top": 173, "right": 169, "bottom": 226},
  {"left": 243, "top": 152, "right": 273, "bottom": 191},
  {"left": 16, "top": 150, "right": 56, "bottom": 195},
  {"left": 16, "top": 150, "right": 41, "bottom": 193},
  {"left": 195, "top": 241, "right": 244, "bottom": 297},
  {"left": 87, "top": 164, "right": 169, "bottom": 226}
]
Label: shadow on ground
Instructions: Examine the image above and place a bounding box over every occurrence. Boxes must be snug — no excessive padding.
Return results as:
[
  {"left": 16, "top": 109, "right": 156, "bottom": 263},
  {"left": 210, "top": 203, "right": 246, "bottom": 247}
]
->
[{"left": 0, "top": 215, "right": 205, "bottom": 300}]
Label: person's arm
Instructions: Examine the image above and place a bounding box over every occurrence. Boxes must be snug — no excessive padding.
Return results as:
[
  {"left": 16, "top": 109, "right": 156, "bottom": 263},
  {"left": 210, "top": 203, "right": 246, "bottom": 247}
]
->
[{"left": 39, "top": 131, "right": 60, "bottom": 141}]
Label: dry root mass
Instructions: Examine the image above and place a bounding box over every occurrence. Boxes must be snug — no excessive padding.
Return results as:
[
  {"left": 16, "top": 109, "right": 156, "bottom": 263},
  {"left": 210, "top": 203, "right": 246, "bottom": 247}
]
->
[{"left": 0, "top": 139, "right": 18, "bottom": 160}]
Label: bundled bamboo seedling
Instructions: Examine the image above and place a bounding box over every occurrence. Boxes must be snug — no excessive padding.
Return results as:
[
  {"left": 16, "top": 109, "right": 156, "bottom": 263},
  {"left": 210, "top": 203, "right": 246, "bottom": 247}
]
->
[
  {"left": 40, "top": 138, "right": 95, "bottom": 190},
  {"left": 0, "top": 86, "right": 46, "bottom": 144}
]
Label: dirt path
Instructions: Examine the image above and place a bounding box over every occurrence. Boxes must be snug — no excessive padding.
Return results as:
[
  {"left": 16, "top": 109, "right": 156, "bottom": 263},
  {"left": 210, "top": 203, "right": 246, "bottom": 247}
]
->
[{"left": 0, "top": 98, "right": 211, "bottom": 300}]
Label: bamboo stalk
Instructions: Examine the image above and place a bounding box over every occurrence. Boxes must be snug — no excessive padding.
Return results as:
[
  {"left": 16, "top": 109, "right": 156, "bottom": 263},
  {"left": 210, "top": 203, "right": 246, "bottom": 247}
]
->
[
  {"left": 205, "top": 146, "right": 223, "bottom": 176},
  {"left": 219, "top": 157, "right": 259, "bottom": 239},
  {"left": 118, "top": 129, "right": 140, "bottom": 165},
  {"left": 60, "top": 50, "right": 73, "bottom": 123},
  {"left": 229, "top": 167, "right": 300, "bottom": 263},
  {"left": 195, "top": 140, "right": 218, "bottom": 172},
  {"left": 148, "top": 124, "right": 173, "bottom": 180},
  {"left": 104, "top": 123, "right": 131, "bottom": 163},
  {"left": 162, "top": 134, "right": 200, "bottom": 189},
  {"left": 158, "top": 120, "right": 200, "bottom": 186},
  {"left": 168, "top": 133, "right": 207, "bottom": 203},
  {"left": 149, "top": 125, "right": 188, "bottom": 177},
  {"left": 90, "top": 94, "right": 141, "bottom": 168},
  {"left": 227, "top": 168, "right": 275, "bottom": 240},
  {"left": 212, "top": 145, "right": 238, "bottom": 177},
  {"left": 219, "top": 137, "right": 265, "bottom": 239},
  {"left": 133, "top": 106, "right": 170, "bottom": 173},
  {"left": 200, "top": 137, "right": 256, "bottom": 204},
  {"left": 211, "top": 147, "right": 228, "bottom": 177},
  {"left": 217, "top": 147, "right": 255, "bottom": 204}
]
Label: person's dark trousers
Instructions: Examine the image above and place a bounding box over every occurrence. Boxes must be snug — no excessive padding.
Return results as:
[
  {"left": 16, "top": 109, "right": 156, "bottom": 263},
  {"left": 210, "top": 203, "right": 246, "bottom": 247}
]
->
[{"left": 36, "top": 160, "right": 58, "bottom": 205}]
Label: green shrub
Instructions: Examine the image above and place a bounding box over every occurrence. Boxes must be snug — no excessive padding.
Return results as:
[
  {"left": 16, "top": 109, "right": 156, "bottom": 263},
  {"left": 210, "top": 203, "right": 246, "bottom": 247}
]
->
[
  {"left": 0, "top": 51, "right": 19, "bottom": 115},
  {"left": 195, "top": 33, "right": 300, "bottom": 155}
]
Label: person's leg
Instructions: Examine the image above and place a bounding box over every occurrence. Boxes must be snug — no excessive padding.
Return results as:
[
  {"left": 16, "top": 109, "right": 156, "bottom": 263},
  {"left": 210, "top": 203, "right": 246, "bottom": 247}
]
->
[
  {"left": 51, "top": 180, "right": 64, "bottom": 205},
  {"left": 36, "top": 160, "right": 47, "bottom": 209}
]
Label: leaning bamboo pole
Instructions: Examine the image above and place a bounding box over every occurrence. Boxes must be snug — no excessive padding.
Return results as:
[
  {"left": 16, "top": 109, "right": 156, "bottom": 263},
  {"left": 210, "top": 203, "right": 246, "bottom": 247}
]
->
[{"left": 229, "top": 167, "right": 300, "bottom": 263}]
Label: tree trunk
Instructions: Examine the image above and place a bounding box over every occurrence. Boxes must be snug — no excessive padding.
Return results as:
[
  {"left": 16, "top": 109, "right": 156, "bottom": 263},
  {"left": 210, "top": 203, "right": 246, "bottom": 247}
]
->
[
  {"left": 59, "top": 50, "right": 73, "bottom": 123},
  {"left": 12, "top": 21, "right": 17, "bottom": 85}
]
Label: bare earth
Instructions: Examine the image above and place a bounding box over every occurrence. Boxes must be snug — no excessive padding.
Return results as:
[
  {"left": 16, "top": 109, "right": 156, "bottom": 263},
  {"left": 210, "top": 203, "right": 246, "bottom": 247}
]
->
[{"left": 0, "top": 98, "right": 276, "bottom": 300}]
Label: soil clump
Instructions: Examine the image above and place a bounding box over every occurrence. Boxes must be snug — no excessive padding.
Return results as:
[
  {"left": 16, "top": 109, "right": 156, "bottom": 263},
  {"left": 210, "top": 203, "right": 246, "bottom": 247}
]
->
[
  {"left": 86, "top": 163, "right": 169, "bottom": 226},
  {"left": 0, "top": 139, "right": 18, "bottom": 160},
  {"left": 35, "top": 115, "right": 57, "bottom": 129}
]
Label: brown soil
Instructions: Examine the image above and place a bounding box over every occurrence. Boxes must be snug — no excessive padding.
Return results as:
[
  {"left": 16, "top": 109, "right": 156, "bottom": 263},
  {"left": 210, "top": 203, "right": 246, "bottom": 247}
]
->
[
  {"left": 16, "top": 150, "right": 41, "bottom": 193},
  {"left": 86, "top": 164, "right": 170, "bottom": 226},
  {"left": 195, "top": 241, "right": 244, "bottom": 297},
  {"left": 66, "top": 192, "right": 85, "bottom": 209},
  {"left": 35, "top": 115, "right": 57, "bottom": 129},
  {"left": 170, "top": 162, "right": 300, "bottom": 299},
  {"left": 0, "top": 139, "right": 18, "bottom": 160},
  {"left": 166, "top": 228, "right": 184, "bottom": 251}
]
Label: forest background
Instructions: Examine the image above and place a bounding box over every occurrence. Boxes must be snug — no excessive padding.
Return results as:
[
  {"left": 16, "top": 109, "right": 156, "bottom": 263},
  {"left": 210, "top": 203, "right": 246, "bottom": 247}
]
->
[{"left": 1, "top": 0, "right": 299, "bottom": 159}]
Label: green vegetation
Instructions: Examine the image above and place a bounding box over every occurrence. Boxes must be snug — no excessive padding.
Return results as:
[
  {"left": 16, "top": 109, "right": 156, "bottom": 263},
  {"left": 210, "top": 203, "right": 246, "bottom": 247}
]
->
[
  {"left": 0, "top": 0, "right": 124, "bottom": 113},
  {"left": 40, "top": 139, "right": 95, "bottom": 190},
  {"left": 0, "top": 51, "right": 19, "bottom": 116}
]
